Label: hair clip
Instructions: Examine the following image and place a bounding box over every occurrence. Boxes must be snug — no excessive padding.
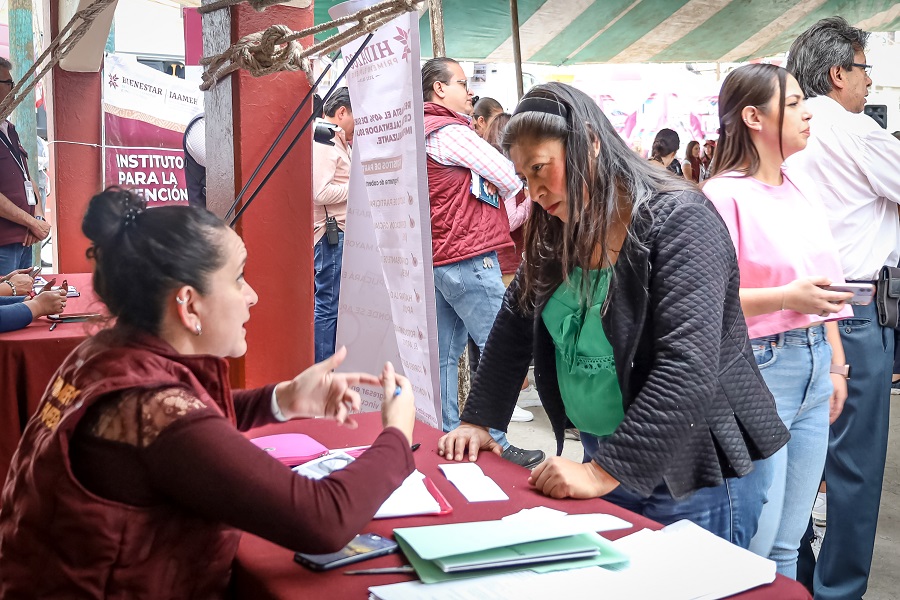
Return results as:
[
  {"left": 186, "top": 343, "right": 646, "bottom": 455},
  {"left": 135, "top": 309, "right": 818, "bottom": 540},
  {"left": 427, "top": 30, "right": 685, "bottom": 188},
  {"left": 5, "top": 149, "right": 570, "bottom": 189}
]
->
[{"left": 123, "top": 206, "right": 142, "bottom": 227}]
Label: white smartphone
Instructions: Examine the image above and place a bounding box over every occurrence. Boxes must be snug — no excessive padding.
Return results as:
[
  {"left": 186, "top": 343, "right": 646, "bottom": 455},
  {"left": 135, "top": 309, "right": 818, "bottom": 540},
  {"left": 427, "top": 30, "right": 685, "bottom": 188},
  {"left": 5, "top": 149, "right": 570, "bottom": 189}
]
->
[{"left": 822, "top": 283, "right": 875, "bottom": 306}]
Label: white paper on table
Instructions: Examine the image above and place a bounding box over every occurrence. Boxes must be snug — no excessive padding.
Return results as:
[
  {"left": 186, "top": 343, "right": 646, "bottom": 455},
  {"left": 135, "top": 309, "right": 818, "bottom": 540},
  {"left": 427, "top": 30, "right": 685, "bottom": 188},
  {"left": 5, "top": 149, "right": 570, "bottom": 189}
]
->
[
  {"left": 438, "top": 463, "right": 508, "bottom": 502},
  {"left": 501, "top": 508, "right": 632, "bottom": 532},
  {"left": 374, "top": 470, "right": 442, "bottom": 519}
]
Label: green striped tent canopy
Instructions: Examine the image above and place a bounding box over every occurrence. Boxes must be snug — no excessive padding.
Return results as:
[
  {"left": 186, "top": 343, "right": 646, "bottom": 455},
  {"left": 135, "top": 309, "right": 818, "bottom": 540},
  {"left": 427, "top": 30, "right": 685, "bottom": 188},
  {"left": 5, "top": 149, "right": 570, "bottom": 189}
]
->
[{"left": 317, "top": 0, "right": 900, "bottom": 64}]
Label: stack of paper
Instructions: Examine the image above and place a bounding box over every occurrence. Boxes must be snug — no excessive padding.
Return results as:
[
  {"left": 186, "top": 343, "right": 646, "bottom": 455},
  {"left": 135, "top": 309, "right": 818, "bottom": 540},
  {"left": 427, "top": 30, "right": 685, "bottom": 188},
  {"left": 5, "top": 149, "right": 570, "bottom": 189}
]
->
[
  {"left": 392, "top": 513, "right": 631, "bottom": 584},
  {"left": 371, "top": 520, "right": 775, "bottom": 599}
]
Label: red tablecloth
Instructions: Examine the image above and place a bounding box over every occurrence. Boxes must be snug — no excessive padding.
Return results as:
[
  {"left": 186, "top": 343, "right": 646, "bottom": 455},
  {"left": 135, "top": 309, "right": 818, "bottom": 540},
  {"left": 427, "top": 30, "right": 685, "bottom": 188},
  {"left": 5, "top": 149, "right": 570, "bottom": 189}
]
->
[
  {"left": 0, "top": 273, "right": 101, "bottom": 478},
  {"left": 233, "top": 413, "right": 811, "bottom": 599}
]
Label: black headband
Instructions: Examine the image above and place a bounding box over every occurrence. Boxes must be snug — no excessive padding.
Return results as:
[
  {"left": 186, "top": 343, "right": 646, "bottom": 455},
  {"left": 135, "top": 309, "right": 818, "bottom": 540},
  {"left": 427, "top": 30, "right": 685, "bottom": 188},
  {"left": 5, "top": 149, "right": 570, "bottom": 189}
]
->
[{"left": 512, "top": 96, "right": 569, "bottom": 120}]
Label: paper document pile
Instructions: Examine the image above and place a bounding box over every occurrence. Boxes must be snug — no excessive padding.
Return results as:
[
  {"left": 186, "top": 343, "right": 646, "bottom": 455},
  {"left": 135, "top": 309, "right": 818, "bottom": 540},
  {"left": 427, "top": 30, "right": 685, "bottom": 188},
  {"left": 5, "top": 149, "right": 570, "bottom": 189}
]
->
[
  {"left": 392, "top": 512, "right": 631, "bottom": 584},
  {"left": 370, "top": 519, "right": 775, "bottom": 599}
]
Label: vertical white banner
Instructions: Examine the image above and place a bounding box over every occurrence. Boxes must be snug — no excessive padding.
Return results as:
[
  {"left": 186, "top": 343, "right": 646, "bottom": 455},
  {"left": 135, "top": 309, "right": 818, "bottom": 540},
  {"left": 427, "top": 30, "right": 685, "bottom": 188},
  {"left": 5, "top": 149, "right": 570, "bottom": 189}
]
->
[{"left": 329, "top": 1, "right": 441, "bottom": 428}]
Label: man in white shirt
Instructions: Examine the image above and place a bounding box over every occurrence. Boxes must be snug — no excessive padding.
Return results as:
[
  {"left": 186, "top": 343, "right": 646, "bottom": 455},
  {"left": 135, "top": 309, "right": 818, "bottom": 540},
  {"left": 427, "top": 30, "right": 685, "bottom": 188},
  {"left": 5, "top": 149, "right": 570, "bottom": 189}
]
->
[{"left": 785, "top": 17, "right": 900, "bottom": 600}]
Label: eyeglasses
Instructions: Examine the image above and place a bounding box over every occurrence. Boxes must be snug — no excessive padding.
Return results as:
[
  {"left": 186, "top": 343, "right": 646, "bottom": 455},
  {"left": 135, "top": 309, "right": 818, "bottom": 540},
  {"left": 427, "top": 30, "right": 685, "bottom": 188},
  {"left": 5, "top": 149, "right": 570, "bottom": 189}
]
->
[
  {"left": 447, "top": 79, "right": 469, "bottom": 92},
  {"left": 0, "top": 79, "right": 13, "bottom": 87},
  {"left": 851, "top": 63, "right": 873, "bottom": 77}
]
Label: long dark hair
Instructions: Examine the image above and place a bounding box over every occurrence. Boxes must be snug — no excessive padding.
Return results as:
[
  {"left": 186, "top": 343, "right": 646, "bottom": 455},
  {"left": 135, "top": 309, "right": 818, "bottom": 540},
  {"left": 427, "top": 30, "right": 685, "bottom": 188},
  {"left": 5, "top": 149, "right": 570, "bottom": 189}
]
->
[
  {"left": 502, "top": 83, "right": 690, "bottom": 311},
  {"left": 483, "top": 111, "right": 510, "bottom": 151},
  {"left": 82, "top": 187, "right": 229, "bottom": 334},
  {"left": 685, "top": 141, "right": 701, "bottom": 182},
  {"left": 711, "top": 64, "right": 787, "bottom": 178},
  {"left": 649, "top": 128, "right": 680, "bottom": 163}
]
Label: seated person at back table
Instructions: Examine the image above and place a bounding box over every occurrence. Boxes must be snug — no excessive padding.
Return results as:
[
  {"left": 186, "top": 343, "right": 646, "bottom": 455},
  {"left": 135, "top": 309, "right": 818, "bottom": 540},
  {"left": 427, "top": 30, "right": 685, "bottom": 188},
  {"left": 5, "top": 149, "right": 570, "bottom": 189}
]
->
[
  {"left": 0, "top": 187, "right": 417, "bottom": 599},
  {"left": 0, "top": 268, "right": 66, "bottom": 333}
]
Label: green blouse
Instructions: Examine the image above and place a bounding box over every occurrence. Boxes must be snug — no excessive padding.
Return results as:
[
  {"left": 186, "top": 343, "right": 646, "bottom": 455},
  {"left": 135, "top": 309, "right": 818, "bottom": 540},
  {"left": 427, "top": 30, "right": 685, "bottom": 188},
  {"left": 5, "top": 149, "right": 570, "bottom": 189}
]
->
[{"left": 541, "top": 267, "right": 624, "bottom": 437}]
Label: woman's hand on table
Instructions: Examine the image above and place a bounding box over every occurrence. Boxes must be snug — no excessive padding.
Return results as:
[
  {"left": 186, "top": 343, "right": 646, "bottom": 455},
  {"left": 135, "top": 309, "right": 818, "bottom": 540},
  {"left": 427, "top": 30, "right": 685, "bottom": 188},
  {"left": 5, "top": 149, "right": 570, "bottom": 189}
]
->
[
  {"left": 0, "top": 269, "right": 34, "bottom": 296},
  {"left": 379, "top": 361, "right": 415, "bottom": 444},
  {"left": 274, "top": 346, "right": 380, "bottom": 426},
  {"left": 25, "top": 288, "right": 66, "bottom": 319},
  {"left": 529, "top": 457, "right": 620, "bottom": 499},
  {"left": 437, "top": 423, "right": 503, "bottom": 462}
]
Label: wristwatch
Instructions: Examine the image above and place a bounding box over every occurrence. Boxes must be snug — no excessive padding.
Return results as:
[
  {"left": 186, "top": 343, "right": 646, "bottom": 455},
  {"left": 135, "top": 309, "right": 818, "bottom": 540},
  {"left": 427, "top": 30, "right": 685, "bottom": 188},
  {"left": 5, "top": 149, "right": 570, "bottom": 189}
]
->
[
  {"left": 34, "top": 215, "right": 45, "bottom": 221},
  {"left": 830, "top": 364, "right": 851, "bottom": 379}
]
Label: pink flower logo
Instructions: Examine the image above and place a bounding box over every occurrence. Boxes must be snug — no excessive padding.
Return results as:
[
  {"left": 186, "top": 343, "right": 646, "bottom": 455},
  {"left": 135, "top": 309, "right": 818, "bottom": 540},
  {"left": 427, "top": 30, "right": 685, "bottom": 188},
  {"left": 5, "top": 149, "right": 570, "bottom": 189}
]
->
[{"left": 394, "top": 27, "right": 411, "bottom": 61}]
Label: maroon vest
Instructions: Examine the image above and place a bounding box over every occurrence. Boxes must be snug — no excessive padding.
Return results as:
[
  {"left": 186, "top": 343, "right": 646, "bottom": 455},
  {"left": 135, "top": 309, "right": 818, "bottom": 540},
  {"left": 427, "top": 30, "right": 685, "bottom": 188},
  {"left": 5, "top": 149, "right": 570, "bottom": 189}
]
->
[
  {"left": 0, "top": 329, "right": 241, "bottom": 599},
  {"left": 0, "top": 122, "right": 33, "bottom": 247},
  {"left": 423, "top": 102, "right": 515, "bottom": 267}
]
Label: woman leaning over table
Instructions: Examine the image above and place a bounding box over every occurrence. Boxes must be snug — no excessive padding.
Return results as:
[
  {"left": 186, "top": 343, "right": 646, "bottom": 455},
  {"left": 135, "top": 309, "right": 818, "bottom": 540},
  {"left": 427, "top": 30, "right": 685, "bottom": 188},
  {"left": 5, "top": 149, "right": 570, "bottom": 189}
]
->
[
  {"left": 0, "top": 187, "right": 416, "bottom": 599},
  {"left": 438, "top": 83, "right": 789, "bottom": 547},
  {"left": 702, "top": 64, "right": 852, "bottom": 578},
  {"left": 0, "top": 268, "right": 66, "bottom": 333}
]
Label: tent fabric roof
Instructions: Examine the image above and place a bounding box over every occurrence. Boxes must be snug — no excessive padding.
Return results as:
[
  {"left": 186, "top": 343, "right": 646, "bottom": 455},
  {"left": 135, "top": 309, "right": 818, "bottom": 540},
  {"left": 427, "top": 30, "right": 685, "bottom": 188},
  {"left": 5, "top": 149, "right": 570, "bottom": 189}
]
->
[{"left": 315, "top": 0, "right": 900, "bottom": 64}]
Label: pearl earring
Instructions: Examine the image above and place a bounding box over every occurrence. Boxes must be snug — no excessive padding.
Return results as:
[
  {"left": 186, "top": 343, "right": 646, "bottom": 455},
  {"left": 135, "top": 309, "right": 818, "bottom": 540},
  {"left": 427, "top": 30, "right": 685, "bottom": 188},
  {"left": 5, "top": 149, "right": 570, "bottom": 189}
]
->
[{"left": 195, "top": 323, "right": 202, "bottom": 336}]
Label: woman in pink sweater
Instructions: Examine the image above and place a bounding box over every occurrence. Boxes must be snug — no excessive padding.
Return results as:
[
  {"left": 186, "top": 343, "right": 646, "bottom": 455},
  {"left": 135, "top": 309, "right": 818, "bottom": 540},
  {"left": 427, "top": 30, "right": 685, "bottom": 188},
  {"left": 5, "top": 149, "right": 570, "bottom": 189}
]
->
[{"left": 703, "top": 64, "right": 852, "bottom": 578}]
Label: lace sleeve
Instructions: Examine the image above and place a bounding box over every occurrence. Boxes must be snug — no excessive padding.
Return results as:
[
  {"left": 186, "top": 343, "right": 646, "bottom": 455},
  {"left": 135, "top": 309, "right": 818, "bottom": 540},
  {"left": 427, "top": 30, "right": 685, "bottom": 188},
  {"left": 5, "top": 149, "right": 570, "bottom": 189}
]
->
[{"left": 84, "top": 387, "right": 210, "bottom": 448}]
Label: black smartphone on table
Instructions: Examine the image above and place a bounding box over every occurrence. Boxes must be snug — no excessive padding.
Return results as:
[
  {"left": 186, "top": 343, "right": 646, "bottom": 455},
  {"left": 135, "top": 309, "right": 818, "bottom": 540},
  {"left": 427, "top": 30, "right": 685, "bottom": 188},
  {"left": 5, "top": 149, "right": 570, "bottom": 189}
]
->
[{"left": 294, "top": 533, "right": 399, "bottom": 571}]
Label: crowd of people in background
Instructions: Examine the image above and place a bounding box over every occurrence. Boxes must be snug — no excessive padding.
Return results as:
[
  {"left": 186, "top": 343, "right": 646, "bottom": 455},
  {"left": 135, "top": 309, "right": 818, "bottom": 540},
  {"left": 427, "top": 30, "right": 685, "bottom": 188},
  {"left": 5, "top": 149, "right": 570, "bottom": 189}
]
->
[{"left": 0, "top": 13, "right": 898, "bottom": 600}]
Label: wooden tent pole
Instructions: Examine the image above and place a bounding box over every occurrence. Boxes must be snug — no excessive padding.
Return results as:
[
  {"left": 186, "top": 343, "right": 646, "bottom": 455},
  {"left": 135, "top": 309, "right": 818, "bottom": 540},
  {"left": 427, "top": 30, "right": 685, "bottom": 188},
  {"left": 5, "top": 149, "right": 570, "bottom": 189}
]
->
[
  {"left": 509, "top": 0, "right": 524, "bottom": 99},
  {"left": 429, "top": 0, "right": 445, "bottom": 57}
]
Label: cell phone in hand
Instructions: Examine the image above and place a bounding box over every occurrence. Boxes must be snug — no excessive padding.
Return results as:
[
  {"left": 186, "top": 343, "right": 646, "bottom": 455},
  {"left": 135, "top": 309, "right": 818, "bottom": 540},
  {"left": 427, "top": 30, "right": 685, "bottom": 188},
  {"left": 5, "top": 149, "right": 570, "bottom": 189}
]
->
[
  {"left": 294, "top": 533, "right": 398, "bottom": 571},
  {"left": 822, "top": 283, "right": 875, "bottom": 306},
  {"left": 28, "top": 265, "right": 41, "bottom": 278}
]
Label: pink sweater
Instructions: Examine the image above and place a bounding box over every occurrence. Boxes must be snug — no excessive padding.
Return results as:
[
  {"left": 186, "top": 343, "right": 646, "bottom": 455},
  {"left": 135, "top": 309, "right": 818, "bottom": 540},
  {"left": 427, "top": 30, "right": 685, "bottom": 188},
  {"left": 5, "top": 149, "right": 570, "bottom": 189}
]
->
[{"left": 703, "top": 170, "right": 852, "bottom": 339}]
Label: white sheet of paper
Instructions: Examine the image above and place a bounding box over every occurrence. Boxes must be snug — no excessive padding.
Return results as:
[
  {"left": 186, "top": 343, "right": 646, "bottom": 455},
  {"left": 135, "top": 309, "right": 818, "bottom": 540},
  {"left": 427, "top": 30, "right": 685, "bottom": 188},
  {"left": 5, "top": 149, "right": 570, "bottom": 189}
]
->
[
  {"left": 438, "top": 463, "right": 508, "bottom": 502},
  {"left": 374, "top": 470, "right": 442, "bottom": 519},
  {"left": 501, "top": 508, "right": 632, "bottom": 533}
]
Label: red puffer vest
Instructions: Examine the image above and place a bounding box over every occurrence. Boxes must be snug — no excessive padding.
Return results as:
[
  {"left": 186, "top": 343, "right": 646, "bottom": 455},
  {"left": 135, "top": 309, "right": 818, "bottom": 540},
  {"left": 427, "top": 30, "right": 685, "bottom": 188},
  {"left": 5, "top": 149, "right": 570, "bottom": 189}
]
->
[
  {"left": 0, "top": 329, "right": 241, "bottom": 599},
  {"left": 423, "top": 102, "right": 515, "bottom": 267}
]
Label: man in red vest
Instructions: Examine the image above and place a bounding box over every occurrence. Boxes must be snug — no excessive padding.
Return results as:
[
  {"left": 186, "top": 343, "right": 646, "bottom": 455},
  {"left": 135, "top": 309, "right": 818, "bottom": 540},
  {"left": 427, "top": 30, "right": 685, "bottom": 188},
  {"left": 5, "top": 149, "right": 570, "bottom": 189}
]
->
[
  {"left": 422, "top": 57, "right": 543, "bottom": 469},
  {"left": 0, "top": 57, "right": 49, "bottom": 274}
]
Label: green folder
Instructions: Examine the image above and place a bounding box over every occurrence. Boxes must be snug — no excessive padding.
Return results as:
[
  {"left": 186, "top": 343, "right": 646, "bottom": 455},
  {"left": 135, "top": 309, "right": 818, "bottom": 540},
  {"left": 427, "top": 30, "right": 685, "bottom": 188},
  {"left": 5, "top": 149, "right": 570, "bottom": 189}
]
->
[{"left": 393, "top": 519, "right": 629, "bottom": 584}]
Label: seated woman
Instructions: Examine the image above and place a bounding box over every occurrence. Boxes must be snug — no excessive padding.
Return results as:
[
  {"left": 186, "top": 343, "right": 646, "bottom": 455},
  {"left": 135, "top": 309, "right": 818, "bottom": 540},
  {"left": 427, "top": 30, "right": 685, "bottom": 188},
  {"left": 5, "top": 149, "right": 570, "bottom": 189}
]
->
[
  {"left": 0, "top": 188, "right": 416, "bottom": 598},
  {"left": 0, "top": 269, "right": 66, "bottom": 333},
  {"left": 438, "top": 83, "right": 789, "bottom": 547}
]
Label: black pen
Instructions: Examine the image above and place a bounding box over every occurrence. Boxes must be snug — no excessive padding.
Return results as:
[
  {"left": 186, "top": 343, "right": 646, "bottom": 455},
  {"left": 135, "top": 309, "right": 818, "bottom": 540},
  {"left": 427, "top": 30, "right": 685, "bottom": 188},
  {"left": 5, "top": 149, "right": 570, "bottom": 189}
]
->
[
  {"left": 49, "top": 322, "right": 58, "bottom": 332},
  {"left": 410, "top": 443, "right": 420, "bottom": 452}
]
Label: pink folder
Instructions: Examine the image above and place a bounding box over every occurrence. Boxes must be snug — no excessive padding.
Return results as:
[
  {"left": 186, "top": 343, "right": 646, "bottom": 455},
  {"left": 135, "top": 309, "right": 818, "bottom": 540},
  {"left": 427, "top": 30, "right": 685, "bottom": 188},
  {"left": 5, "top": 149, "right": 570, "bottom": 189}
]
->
[{"left": 250, "top": 433, "right": 329, "bottom": 466}]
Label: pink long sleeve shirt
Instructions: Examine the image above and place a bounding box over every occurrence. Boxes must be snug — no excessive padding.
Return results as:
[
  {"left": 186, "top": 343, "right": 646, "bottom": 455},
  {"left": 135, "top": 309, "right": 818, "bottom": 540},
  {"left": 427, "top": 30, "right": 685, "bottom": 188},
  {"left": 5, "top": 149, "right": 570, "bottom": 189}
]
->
[{"left": 703, "top": 170, "right": 852, "bottom": 339}]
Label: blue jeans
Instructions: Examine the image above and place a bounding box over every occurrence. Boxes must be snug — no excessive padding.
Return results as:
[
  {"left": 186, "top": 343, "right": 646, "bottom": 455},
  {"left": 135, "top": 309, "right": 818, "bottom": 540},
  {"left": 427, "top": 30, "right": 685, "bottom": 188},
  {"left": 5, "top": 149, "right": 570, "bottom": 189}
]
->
[
  {"left": 815, "top": 302, "right": 893, "bottom": 600},
  {"left": 747, "top": 325, "right": 831, "bottom": 579},
  {"left": 313, "top": 231, "right": 344, "bottom": 363},
  {"left": 581, "top": 432, "right": 767, "bottom": 549},
  {"left": 434, "top": 252, "right": 509, "bottom": 449},
  {"left": 0, "top": 242, "right": 32, "bottom": 275}
]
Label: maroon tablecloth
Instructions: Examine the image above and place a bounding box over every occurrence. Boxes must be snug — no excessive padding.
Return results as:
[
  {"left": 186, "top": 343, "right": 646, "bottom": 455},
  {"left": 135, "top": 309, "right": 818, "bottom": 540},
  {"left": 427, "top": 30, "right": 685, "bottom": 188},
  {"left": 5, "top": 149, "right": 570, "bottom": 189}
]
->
[
  {"left": 233, "top": 413, "right": 811, "bottom": 599},
  {"left": 0, "top": 273, "right": 101, "bottom": 478}
]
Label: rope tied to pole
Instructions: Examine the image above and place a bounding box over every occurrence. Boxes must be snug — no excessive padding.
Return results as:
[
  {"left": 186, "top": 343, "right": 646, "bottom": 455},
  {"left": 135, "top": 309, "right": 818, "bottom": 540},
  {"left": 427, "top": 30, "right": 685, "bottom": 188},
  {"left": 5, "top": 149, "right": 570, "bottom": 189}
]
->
[
  {"left": 0, "top": 0, "right": 118, "bottom": 122},
  {"left": 199, "top": 0, "right": 423, "bottom": 91}
]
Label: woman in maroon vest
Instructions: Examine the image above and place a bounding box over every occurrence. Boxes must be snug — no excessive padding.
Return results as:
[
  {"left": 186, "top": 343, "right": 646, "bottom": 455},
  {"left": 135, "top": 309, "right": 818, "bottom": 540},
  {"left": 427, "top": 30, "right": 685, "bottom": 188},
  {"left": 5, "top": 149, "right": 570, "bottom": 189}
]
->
[{"left": 0, "top": 188, "right": 416, "bottom": 599}]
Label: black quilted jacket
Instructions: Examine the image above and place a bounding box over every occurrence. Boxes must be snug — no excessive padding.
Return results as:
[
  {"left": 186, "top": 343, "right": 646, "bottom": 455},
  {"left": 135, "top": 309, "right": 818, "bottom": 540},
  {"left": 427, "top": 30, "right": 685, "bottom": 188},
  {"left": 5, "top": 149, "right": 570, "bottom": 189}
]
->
[{"left": 462, "top": 189, "right": 790, "bottom": 499}]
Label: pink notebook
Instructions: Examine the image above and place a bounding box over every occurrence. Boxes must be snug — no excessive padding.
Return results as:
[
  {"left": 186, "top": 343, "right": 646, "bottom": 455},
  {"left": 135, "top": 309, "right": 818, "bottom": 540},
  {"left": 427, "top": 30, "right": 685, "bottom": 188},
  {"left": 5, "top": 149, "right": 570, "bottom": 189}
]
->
[{"left": 250, "top": 433, "right": 329, "bottom": 466}]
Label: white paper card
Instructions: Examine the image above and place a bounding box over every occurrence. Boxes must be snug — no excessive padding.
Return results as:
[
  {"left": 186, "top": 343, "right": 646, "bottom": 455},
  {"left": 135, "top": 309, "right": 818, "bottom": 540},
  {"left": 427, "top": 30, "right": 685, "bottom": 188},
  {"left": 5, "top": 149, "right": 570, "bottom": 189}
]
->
[
  {"left": 374, "top": 470, "right": 442, "bottom": 519},
  {"left": 438, "top": 463, "right": 508, "bottom": 502}
]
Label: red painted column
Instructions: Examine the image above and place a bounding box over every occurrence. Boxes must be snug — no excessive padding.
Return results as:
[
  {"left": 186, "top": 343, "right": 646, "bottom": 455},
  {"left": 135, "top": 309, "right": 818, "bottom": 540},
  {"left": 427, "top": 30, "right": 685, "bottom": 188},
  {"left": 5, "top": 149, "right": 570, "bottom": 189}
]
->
[
  {"left": 230, "top": 4, "right": 314, "bottom": 388},
  {"left": 48, "top": 1, "right": 103, "bottom": 274}
]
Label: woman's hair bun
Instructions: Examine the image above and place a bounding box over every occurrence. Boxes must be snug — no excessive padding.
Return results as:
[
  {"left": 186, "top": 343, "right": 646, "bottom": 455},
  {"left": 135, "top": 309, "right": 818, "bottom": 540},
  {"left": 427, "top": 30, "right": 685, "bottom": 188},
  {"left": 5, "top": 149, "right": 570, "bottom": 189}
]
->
[{"left": 82, "top": 187, "right": 147, "bottom": 248}]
